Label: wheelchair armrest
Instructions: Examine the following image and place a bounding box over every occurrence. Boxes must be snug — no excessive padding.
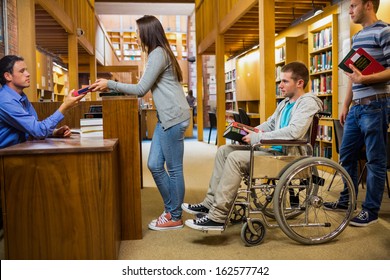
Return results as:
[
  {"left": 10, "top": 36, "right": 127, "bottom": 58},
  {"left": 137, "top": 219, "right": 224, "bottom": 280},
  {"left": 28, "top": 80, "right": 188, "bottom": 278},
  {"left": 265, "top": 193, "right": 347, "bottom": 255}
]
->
[
  {"left": 257, "top": 139, "right": 308, "bottom": 145},
  {"left": 249, "top": 139, "right": 313, "bottom": 157},
  {"left": 250, "top": 139, "right": 309, "bottom": 151}
]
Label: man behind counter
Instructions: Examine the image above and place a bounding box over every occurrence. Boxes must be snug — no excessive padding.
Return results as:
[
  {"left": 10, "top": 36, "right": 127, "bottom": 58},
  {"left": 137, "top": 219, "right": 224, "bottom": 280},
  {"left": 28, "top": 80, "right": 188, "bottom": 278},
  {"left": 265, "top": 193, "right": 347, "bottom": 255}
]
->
[{"left": 0, "top": 55, "right": 85, "bottom": 149}]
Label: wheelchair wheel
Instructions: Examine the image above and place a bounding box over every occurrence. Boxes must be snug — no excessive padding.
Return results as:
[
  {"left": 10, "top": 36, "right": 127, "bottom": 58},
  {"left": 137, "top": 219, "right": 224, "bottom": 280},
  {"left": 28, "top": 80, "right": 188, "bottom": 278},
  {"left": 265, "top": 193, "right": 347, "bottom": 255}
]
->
[
  {"left": 249, "top": 158, "right": 308, "bottom": 220},
  {"left": 240, "top": 219, "right": 266, "bottom": 246},
  {"left": 230, "top": 202, "right": 246, "bottom": 224},
  {"left": 273, "top": 157, "right": 356, "bottom": 245}
]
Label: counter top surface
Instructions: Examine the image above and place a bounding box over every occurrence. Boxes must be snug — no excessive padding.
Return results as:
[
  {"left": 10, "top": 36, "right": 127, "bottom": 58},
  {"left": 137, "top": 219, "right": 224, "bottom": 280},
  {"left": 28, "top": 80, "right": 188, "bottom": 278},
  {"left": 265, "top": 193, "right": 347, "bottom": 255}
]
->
[{"left": 0, "top": 136, "right": 118, "bottom": 155}]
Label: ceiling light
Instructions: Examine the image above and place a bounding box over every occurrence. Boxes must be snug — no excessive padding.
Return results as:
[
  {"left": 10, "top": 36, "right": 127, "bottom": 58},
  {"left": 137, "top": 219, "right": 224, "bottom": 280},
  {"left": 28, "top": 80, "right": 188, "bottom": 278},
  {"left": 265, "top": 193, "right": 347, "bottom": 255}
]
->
[{"left": 290, "top": 6, "right": 323, "bottom": 27}]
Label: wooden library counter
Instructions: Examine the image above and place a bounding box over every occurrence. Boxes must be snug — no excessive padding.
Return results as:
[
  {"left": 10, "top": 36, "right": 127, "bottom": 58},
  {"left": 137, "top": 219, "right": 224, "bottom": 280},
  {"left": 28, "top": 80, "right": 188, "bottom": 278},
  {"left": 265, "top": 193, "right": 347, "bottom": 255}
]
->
[
  {"left": 0, "top": 137, "right": 121, "bottom": 259},
  {"left": 32, "top": 97, "right": 143, "bottom": 241}
]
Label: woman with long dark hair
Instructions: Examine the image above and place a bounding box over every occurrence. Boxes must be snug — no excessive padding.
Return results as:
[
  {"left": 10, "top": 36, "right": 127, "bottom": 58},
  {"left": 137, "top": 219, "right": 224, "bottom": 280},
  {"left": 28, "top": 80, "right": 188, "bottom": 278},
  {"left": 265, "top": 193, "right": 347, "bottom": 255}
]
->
[{"left": 90, "top": 15, "right": 190, "bottom": 231}]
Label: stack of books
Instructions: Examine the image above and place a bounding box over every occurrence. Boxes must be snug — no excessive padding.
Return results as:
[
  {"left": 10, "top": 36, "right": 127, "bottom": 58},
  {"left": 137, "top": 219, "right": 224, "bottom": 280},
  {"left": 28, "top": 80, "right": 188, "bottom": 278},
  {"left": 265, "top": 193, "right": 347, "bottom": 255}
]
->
[
  {"left": 84, "top": 105, "right": 102, "bottom": 118},
  {"left": 80, "top": 117, "right": 103, "bottom": 138}
]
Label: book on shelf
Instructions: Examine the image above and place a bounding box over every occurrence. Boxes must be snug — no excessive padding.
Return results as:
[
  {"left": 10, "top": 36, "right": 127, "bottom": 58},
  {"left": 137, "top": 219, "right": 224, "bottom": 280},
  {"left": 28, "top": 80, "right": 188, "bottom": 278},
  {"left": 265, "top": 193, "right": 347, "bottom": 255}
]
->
[
  {"left": 338, "top": 48, "right": 385, "bottom": 75},
  {"left": 223, "top": 122, "right": 259, "bottom": 142}
]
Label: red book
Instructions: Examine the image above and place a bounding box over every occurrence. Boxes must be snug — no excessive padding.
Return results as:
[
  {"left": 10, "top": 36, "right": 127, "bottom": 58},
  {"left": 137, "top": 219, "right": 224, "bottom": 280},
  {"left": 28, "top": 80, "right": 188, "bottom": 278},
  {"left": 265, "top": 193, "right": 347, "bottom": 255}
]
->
[
  {"left": 338, "top": 48, "right": 385, "bottom": 75},
  {"left": 223, "top": 122, "right": 259, "bottom": 142}
]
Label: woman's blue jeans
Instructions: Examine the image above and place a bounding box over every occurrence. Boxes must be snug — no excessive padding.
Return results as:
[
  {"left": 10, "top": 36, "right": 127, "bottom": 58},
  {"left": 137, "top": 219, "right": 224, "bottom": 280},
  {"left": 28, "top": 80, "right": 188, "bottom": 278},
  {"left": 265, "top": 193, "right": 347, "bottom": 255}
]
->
[
  {"left": 147, "top": 120, "right": 189, "bottom": 220},
  {"left": 339, "top": 98, "right": 389, "bottom": 217}
]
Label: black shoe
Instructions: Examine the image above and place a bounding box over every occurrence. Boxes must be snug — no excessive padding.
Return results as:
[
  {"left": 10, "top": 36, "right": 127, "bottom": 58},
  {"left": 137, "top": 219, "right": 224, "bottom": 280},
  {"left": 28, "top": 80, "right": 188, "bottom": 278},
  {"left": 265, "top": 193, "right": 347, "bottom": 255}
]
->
[
  {"left": 323, "top": 200, "right": 349, "bottom": 211},
  {"left": 181, "top": 203, "right": 209, "bottom": 215},
  {"left": 185, "top": 215, "right": 224, "bottom": 231},
  {"left": 349, "top": 210, "right": 378, "bottom": 227}
]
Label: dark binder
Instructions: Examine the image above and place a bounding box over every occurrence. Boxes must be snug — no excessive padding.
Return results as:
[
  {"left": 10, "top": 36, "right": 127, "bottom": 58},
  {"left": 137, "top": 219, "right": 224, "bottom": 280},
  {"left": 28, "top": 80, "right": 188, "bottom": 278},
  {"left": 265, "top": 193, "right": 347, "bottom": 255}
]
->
[{"left": 223, "top": 122, "right": 259, "bottom": 142}]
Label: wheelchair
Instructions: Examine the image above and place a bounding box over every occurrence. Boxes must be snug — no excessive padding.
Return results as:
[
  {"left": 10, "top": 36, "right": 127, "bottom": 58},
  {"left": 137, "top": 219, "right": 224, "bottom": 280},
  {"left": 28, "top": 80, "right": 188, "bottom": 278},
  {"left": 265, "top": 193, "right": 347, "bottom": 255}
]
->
[{"left": 216, "top": 114, "right": 356, "bottom": 246}]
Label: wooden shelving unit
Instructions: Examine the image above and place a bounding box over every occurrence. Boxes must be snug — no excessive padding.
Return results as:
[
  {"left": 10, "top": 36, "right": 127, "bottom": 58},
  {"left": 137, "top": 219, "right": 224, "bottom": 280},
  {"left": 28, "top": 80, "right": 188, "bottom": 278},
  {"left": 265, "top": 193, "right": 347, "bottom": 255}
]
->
[
  {"left": 122, "top": 31, "right": 142, "bottom": 61},
  {"left": 224, "top": 58, "right": 236, "bottom": 112},
  {"left": 35, "top": 49, "right": 53, "bottom": 102},
  {"left": 308, "top": 14, "right": 338, "bottom": 161},
  {"left": 166, "top": 32, "right": 187, "bottom": 60},
  {"left": 107, "top": 31, "right": 141, "bottom": 61},
  {"left": 108, "top": 31, "right": 187, "bottom": 61},
  {"left": 275, "top": 37, "right": 298, "bottom": 103},
  {"left": 52, "top": 63, "right": 68, "bottom": 102}
]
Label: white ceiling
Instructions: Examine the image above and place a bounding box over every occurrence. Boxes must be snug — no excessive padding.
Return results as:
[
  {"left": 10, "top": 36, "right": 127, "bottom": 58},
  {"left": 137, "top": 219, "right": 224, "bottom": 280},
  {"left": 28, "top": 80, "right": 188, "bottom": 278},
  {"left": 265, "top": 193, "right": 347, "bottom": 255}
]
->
[{"left": 95, "top": 2, "right": 195, "bottom": 16}]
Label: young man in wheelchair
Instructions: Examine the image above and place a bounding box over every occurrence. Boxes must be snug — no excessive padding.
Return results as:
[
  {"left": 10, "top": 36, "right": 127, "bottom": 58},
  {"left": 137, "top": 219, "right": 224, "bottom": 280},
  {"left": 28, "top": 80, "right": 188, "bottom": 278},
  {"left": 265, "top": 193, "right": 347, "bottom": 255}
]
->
[{"left": 182, "top": 61, "right": 323, "bottom": 231}]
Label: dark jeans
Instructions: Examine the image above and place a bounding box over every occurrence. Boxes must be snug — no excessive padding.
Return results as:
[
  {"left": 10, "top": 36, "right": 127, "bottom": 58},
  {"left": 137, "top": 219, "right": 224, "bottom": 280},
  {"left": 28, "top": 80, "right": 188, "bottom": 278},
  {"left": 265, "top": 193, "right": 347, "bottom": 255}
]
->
[{"left": 339, "top": 98, "right": 389, "bottom": 217}]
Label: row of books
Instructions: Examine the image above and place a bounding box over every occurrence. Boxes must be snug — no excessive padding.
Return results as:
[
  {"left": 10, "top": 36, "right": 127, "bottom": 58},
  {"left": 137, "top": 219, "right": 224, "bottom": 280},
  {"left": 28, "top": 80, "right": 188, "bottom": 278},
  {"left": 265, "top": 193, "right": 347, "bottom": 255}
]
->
[
  {"left": 123, "top": 50, "right": 141, "bottom": 56},
  {"left": 225, "top": 70, "right": 236, "bottom": 81},
  {"left": 225, "top": 80, "right": 235, "bottom": 91},
  {"left": 276, "top": 87, "right": 282, "bottom": 98},
  {"left": 314, "top": 144, "right": 333, "bottom": 159},
  {"left": 323, "top": 98, "right": 332, "bottom": 114},
  {"left": 310, "top": 51, "right": 332, "bottom": 73},
  {"left": 312, "top": 27, "right": 332, "bottom": 50},
  {"left": 275, "top": 65, "right": 283, "bottom": 81},
  {"left": 311, "top": 74, "right": 332, "bottom": 94},
  {"left": 225, "top": 92, "right": 234, "bottom": 101},
  {"left": 275, "top": 46, "right": 286, "bottom": 63},
  {"left": 225, "top": 102, "right": 235, "bottom": 111},
  {"left": 317, "top": 125, "right": 333, "bottom": 142}
]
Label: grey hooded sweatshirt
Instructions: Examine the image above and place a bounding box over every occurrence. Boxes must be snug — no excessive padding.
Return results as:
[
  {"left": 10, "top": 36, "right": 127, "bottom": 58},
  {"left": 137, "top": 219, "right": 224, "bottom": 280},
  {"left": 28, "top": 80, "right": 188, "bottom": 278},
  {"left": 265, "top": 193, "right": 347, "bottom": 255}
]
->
[
  {"left": 107, "top": 47, "right": 190, "bottom": 130},
  {"left": 251, "top": 93, "right": 323, "bottom": 155}
]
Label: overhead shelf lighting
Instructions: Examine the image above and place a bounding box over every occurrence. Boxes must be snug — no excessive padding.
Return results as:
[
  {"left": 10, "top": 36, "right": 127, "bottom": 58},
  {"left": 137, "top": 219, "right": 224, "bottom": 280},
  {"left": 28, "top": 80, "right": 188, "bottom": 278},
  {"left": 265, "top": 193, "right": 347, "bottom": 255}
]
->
[{"left": 290, "top": 5, "right": 324, "bottom": 27}]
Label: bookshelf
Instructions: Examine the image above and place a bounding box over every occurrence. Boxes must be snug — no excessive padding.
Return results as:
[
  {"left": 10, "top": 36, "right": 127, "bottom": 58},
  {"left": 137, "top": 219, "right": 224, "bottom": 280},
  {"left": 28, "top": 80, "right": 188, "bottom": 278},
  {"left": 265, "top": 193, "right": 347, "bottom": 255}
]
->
[
  {"left": 308, "top": 14, "right": 338, "bottom": 161},
  {"left": 108, "top": 31, "right": 187, "bottom": 61},
  {"left": 107, "top": 31, "right": 142, "bottom": 61},
  {"left": 52, "top": 63, "right": 68, "bottom": 102},
  {"left": 122, "top": 31, "right": 142, "bottom": 61},
  {"left": 275, "top": 37, "right": 298, "bottom": 103},
  {"left": 225, "top": 58, "right": 236, "bottom": 112},
  {"left": 35, "top": 49, "right": 53, "bottom": 102},
  {"left": 166, "top": 32, "right": 187, "bottom": 60},
  {"left": 107, "top": 31, "right": 122, "bottom": 59}
]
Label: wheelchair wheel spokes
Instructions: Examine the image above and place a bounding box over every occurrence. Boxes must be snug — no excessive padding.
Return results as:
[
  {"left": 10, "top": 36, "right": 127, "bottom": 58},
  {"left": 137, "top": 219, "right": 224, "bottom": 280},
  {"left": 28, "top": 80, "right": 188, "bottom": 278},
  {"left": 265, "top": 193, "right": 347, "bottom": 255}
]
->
[
  {"left": 250, "top": 181, "right": 276, "bottom": 218},
  {"left": 230, "top": 202, "right": 246, "bottom": 224},
  {"left": 240, "top": 219, "right": 266, "bottom": 246},
  {"left": 274, "top": 157, "right": 355, "bottom": 245}
]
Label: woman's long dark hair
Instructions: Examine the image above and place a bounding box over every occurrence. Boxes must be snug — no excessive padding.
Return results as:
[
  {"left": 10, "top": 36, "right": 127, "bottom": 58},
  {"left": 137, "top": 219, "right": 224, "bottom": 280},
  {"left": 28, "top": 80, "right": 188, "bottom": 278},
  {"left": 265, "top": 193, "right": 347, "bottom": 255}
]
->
[{"left": 136, "top": 15, "right": 183, "bottom": 82}]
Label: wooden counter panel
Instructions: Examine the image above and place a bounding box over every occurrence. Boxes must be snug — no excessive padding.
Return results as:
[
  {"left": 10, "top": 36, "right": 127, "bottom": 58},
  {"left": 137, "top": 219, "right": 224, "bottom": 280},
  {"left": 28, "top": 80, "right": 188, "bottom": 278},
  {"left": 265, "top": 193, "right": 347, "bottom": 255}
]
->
[
  {"left": 1, "top": 149, "right": 120, "bottom": 259},
  {"left": 102, "top": 97, "right": 142, "bottom": 240}
]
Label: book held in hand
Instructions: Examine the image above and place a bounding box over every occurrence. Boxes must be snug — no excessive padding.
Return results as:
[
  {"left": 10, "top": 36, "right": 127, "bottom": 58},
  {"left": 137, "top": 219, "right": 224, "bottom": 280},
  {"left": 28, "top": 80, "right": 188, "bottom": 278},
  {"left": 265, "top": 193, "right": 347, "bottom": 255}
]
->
[
  {"left": 223, "top": 122, "right": 259, "bottom": 142},
  {"left": 338, "top": 47, "right": 385, "bottom": 75}
]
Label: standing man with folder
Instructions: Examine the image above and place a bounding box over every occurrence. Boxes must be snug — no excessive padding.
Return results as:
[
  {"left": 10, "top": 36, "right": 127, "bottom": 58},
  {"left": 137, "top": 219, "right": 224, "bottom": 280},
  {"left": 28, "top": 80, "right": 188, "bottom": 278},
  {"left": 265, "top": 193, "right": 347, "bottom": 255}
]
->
[{"left": 325, "top": 0, "right": 390, "bottom": 226}]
